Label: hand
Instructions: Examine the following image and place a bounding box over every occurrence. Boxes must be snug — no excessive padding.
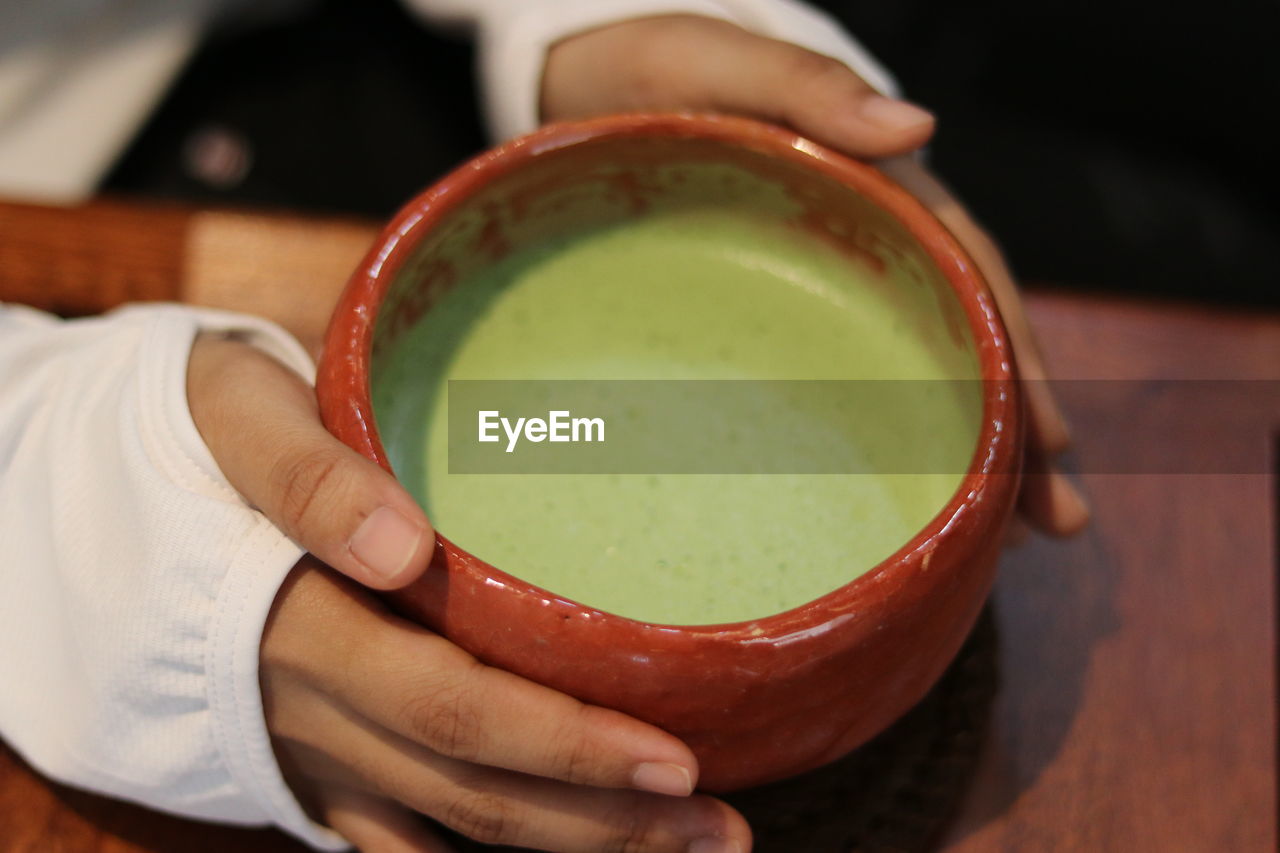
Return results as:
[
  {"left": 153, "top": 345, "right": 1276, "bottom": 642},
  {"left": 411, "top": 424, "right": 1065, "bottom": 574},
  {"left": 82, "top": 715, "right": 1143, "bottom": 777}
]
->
[
  {"left": 542, "top": 15, "right": 1089, "bottom": 536},
  {"left": 187, "top": 333, "right": 436, "bottom": 589},
  {"left": 187, "top": 336, "right": 752, "bottom": 851},
  {"left": 875, "top": 157, "right": 1090, "bottom": 537},
  {"left": 542, "top": 15, "right": 935, "bottom": 159},
  {"left": 262, "top": 559, "right": 750, "bottom": 852}
]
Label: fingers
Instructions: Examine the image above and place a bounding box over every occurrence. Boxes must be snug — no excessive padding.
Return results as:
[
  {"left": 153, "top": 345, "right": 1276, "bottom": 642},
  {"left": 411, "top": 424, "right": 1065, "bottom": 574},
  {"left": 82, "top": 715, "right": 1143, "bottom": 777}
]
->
[
  {"left": 265, "top": 570, "right": 747, "bottom": 852},
  {"left": 542, "top": 15, "right": 933, "bottom": 158},
  {"left": 347, "top": 628, "right": 697, "bottom": 795},
  {"left": 876, "top": 158, "right": 1061, "bottom": 416},
  {"left": 292, "top": 715, "right": 750, "bottom": 853},
  {"left": 323, "top": 787, "right": 454, "bottom": 853},
  {"left": 1018, "top": 471, "right": 1091, "bottom": 538},
  {"left": 876, "top": 157, "right": 1090, "bottom": 535},
  {"left": 272, "top": 564, "right": 699, "bottom": 796},
  {"left": 187, "top": 334, "right": 435, "bottom": 589}
]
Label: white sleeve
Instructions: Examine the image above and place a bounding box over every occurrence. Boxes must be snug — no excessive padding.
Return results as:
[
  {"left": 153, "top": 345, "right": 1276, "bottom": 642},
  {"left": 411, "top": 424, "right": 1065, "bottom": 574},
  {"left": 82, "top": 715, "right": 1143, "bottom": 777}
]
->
[
  {"left": 0, "top": 304, "right": 348, "bottom": 851},
  {"left": 398, "top": 0, "right": 901, "bottom": 143}
]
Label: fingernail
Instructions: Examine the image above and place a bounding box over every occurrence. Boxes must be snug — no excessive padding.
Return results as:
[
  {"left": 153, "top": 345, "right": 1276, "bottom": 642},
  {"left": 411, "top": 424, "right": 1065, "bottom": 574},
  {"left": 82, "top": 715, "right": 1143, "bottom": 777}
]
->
[
  {"left": 632, "top": 762, "right": 693, "bottom": 797},
  {"left": 857, "top": 95, "right": 934, "bottom": 132},
  {"left": 688, "top": 838, "right": 741, "bottom": 853},
  {"left": 349, "top": 505, "right": 425, "bottom": 583}
]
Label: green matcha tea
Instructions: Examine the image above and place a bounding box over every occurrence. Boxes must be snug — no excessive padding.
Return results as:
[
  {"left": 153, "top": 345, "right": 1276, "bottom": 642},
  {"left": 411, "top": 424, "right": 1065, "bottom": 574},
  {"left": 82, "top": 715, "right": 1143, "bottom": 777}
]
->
[{"left": 373, "top": 207, "right": 981, "bottom": 625}]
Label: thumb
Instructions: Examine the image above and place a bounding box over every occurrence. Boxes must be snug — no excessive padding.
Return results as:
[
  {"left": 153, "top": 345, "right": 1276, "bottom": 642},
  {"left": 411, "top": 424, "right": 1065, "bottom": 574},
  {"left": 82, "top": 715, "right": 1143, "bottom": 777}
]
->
[
  {"left": 716, "top": 40, "right": 936, "bottom": 159},
  {"left": 188, "top": 334, "right": 435, "bottom": 590},
  {"left": 542, "top": 16, "right": 935, "bottom": 159}
]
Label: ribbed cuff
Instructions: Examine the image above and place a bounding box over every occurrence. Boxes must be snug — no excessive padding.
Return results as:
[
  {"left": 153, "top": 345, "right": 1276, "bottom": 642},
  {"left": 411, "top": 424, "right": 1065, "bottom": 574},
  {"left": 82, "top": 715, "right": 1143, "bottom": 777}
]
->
[{"left": 136, "top": 305, "right": 348, "bottom": 850}]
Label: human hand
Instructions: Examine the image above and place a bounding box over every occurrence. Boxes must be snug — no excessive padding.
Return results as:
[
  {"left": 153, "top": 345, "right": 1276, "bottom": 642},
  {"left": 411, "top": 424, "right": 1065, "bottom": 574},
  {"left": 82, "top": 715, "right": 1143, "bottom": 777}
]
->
[
  {"left": 542, "top": 15, "right": 1088, "bottom": 536},
  {"left": 261, "top": 560, "right": 750, "bottom": 852},
  {"left": 876, "top": 157, "right": 1089, "bottom": 537},
  {"left": 187, "top": 333, "right": 436, "bottom": 589},
  {"left": 542, "top": 15, "right": 935, "bottom": 159},
  {"left": 188, "top": 335, "right": 751, "bottom": 851}
]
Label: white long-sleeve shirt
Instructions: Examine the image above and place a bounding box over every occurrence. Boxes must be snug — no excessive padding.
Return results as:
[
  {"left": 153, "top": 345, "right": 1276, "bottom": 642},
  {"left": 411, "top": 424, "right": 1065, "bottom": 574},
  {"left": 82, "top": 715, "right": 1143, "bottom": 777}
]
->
[{"left": 0, "top": 2, "right": 897, "bottom": 848}]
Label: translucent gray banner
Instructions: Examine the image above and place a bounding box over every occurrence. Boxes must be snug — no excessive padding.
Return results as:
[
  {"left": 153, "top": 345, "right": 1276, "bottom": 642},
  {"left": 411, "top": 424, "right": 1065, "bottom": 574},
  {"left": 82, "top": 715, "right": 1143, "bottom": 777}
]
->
[{"left": 443, "top": 380, "right": 1278, "bottom": 475}]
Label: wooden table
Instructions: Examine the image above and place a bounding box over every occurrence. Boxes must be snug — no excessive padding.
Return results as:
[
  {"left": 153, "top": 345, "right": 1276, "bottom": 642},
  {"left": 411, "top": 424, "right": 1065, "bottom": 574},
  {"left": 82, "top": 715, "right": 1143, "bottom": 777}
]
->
[{"left": 0, "top": 198, "right": 1275, "bottom": 851}]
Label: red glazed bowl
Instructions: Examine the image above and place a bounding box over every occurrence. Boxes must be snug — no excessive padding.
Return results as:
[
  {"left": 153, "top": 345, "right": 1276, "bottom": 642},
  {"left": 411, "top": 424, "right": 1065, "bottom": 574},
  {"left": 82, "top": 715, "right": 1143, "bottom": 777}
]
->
[{"left": 317, "top": 113, "right": 1022, "bottom": 792}]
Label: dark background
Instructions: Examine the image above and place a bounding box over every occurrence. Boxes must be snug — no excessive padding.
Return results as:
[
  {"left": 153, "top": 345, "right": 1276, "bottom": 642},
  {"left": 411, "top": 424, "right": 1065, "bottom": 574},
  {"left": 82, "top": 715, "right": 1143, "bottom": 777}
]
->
[{"left": 103, "top": 0, "right": 1278, "bottom": 306}]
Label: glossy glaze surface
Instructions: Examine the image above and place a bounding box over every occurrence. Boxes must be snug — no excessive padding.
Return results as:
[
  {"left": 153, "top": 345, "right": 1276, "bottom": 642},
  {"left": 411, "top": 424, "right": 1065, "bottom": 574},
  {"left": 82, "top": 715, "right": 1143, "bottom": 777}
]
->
[{"left": 317, "top": 114, "right": 1022, "bottom": 790}]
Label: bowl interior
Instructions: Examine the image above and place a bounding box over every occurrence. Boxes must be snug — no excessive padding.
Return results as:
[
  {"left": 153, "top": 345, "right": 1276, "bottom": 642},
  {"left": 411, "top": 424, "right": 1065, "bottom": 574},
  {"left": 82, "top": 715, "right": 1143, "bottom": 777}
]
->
[{"left": 363, "top": 128, "right": 987, "bottom": 625}]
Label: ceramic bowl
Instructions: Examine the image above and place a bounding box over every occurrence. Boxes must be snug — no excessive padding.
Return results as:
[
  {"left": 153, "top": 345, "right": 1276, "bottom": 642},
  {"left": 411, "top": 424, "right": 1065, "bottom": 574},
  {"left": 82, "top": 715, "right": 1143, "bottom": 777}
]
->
[{"left": 317, "top": 113, "right": 1022, "bottom": 792}]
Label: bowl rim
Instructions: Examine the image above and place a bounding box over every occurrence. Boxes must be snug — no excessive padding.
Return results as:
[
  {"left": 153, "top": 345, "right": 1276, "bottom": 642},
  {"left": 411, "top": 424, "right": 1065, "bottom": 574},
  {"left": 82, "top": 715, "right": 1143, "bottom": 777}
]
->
[{"left": 317, "top": 111, "right": 1021, "bottom": 634}]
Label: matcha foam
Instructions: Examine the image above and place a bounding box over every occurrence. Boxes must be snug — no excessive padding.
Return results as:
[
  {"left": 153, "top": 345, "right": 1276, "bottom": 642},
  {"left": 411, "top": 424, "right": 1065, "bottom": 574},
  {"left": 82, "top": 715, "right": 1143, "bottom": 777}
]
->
[{"left": 373, "top": 207, "right": 980, "bottom": 625}]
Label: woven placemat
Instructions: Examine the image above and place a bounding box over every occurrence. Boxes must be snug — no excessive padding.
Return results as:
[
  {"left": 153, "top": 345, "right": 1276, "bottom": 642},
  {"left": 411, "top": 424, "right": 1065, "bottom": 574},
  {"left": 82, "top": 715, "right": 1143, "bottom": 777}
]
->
[
  {"left": 724, "top": 607, "right": 998, "bottom": 852},
  {"left": 447, "top": 608, "right": 998, "bottom": 852}
]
